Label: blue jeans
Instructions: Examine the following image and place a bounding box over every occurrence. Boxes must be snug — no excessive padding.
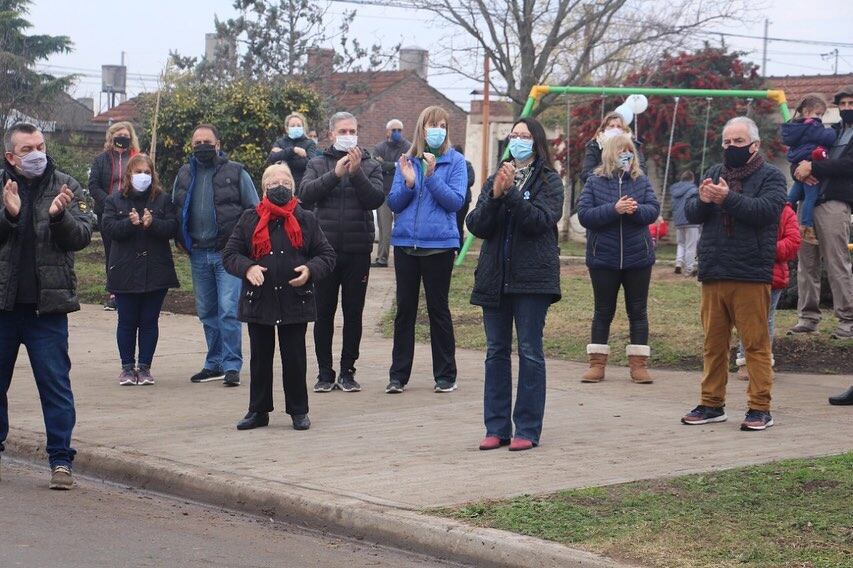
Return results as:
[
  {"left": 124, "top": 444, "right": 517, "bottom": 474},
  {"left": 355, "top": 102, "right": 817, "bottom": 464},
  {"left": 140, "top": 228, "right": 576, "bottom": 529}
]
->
[
  {"left": 788, "top": 181, "right": 820, "bottom": 228},
  {"left": 737, "top": 288, "right": 783, "bottom": 361},
  {"left": 482, "top": 294, "right": 551, "bottom": 444},
  {"left": 115, "top": 289, "right": 168, "bottom": 367},
  {"left": 0, "top": 305, "right": 76, "bottom": 468},
  {"left": 189, "top": 250, "right": 243, "bottom": 373}
]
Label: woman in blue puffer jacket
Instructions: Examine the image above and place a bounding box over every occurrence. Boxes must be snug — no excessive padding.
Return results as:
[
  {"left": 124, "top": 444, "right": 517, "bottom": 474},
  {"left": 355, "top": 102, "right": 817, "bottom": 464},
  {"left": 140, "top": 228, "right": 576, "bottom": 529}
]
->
[
  {"left": 386, "top": 105, "right": 467, "bottom": 394},
  {"left": 577, "top": 133, "right": 660, "bottom": 385}
]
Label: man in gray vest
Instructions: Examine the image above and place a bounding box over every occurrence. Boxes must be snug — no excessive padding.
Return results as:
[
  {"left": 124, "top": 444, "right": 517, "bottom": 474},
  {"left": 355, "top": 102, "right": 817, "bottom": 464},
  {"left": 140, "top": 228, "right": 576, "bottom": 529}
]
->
[{"left": 172, "top": 124, "right": 259, "bottom": 387}]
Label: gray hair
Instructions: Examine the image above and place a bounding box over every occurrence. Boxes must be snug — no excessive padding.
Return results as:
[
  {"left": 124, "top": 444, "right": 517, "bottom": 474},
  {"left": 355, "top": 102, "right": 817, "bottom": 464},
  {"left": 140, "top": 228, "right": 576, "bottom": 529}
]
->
[
  {"left": 4, "top": 122, "right": 40, "bottom": 152},
  {"left": 723, "top": 116, "right": 760, "bottom": 142},
  {"left": 386, "top": 119, "right": 403, "bottom": 130},
  {"left": 329, "top": 111, "right": 357, "bottom": 132}
]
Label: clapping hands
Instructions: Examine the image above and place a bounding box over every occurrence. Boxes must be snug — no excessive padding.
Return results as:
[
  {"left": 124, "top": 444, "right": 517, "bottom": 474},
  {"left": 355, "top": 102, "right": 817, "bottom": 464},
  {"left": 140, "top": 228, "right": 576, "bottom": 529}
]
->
[{"left": 699, "top": 177, "right": 730, "bottom": 205}]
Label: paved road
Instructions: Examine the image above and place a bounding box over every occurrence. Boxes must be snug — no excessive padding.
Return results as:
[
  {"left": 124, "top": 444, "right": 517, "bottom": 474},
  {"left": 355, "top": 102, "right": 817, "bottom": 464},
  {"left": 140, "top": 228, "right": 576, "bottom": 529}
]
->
[{"left": 0, "top": 458, "right": 467, "bottom": 568}]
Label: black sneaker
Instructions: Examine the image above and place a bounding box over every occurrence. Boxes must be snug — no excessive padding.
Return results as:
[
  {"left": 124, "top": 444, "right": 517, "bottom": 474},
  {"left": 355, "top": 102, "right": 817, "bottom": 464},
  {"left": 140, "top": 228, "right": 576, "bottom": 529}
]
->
[
  {"left": 103, "top": 296, "right": 116, "bottom": 311},
  {"left": 190, "top": 368, "right": 225, "bottom": 383},
  {"left": 313, "top": 379, "right": 335, "bottom": 393},
  {"left": 338, "top": 369, "right": 362, "bottom": 392},
  {"left": 681, "top": 405, "right": 727, "bottom": 425},
  {"left": 434, "top": 379, "right": 458, "bottom": 393},
  {"left": 385, "top": 379, "right": 405, "bottom": 394},
  {"left": 370, "top": 261, "right": 388, "bottom": 268},
  {"left": 740, "top": 409, "right": 774, "bottom": 431},
  {"left": 674, "top": 266, "right": 682, "bottom": 274},
  {"left": 223, "top": 371, "right": 241, "bottom": 387},
  {"left": 291, "top": 414, "right": 311, "bottom": 430}
]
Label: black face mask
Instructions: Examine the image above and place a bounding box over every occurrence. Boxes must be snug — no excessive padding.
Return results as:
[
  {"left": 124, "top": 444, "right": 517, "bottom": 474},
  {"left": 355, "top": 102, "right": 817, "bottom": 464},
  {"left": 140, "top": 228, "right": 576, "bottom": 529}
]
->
[
  {"left": 266, "top": 185, "right": 293, "bottom": 206},
  {"left": 840, "top": 109, "right": 853, "bottom": 125},
  {"left": 723, "top": 143, "right": 754, "bottom": 169},
  {"left": 193, "top": 143, "right": 217, "bottom": 164},
  {"left": 114, "top": 136, "right": 131, "bottom": 149}
]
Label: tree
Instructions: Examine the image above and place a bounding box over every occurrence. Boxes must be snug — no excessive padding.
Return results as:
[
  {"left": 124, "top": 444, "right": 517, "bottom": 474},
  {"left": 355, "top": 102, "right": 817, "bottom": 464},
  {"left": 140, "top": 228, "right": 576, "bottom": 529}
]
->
[
  {"left": 0, "top": 0, "right": 75, "bottom": 133},
  {"left": 421, "top": 0, "right": 749, "bottom": 116}
]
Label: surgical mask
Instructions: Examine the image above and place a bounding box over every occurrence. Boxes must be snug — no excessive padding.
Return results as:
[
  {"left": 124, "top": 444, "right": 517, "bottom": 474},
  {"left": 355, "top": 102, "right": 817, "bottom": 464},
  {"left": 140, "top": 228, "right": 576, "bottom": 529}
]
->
[
  {"left": 334, "top": 135, "right": 358, "bottom": 152},
  {"left": 603, "top": 128, "right": 622, "bottom": 139},
  {"left": 425, "top": 127, "right": 446, "bottom": 149},
  {"left": 618, "top": 151, "right": 633, "bottom": 171},
  {"left": 114, "top": 136, "right": 131, "bottom": 149},
  {"left": 193, "top": 143, "right": 218, "bottom": 165},
  {"left": 17, "top": 150, "right": 48, "bottom": 178},
  {"left": 508, "top": 138, "right": 534, "bottom": 161},
  {"left": 130, "top": 173, "right": 152, "bottom": 192},
  {"left": 841, "top": 109, "right": 853, "bottom": 125},
  {"left": 724, "top": 143, "right": 753, "bottom": 169},
  {"left": 266, "top": 185, "right": 293, "bottom": 206},
  {"left": 288, "top": 126, "right": 304, "bottom": 139},
  {"left": 390, "top": 131, "right": 403, "bottom": 143}
]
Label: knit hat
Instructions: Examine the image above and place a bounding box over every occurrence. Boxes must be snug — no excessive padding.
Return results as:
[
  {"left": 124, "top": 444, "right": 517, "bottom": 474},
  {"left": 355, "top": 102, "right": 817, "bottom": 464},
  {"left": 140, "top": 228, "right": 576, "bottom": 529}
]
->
[{"left": 833, "top": 85, "right": 853, "bottom": 105}]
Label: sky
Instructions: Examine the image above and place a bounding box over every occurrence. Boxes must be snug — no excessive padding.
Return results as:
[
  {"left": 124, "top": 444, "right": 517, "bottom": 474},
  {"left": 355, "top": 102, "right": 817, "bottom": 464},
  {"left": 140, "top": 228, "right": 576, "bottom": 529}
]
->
[{"left": 26, "top": 0, "right": 853, "bottom": 114}]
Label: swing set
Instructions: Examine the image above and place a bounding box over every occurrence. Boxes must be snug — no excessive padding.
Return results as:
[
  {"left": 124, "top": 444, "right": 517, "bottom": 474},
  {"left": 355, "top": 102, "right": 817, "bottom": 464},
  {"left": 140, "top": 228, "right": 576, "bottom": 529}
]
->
[{"left": 455, "top": 84, "right": 790, "bottom": 266}]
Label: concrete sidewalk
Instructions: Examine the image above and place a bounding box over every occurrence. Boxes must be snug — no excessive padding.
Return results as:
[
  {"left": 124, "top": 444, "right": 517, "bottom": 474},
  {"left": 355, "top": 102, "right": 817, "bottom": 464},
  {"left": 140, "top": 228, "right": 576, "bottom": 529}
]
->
[{"left": 5, "top": 265, "right": 852, "bottom": 567}]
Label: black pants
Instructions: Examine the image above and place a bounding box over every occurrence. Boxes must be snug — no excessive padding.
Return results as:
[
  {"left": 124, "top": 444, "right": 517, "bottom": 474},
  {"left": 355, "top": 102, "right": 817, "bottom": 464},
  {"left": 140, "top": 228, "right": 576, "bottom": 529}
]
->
[
  {"left": 588, "top": 266, "right": 652, "bottom": 345},
  {"left": 456, "top": 190, "right": 472, "bottom": 249},
  {"left": 390, "top": 249, "right": 457, "bottom": 384},
  {"left": 98, "top": 213, "right": 113, "bottom": 293},
  {"left": 248, "top": 322, "right": 308, "bottom": 416},
  {"left": 313, "top": 252, "right": 370, "bottom": 381}
]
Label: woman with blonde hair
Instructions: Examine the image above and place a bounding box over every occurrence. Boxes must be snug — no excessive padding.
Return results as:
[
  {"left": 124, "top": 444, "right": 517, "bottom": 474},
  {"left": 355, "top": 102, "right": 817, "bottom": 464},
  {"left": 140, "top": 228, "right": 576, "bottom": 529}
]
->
[
  {"left": 223, "top": 163, "right": 335, "bottom": 431},
  {"left": 385, "top": 105, "right": 467, "bottom": 394},
  {"left": 89, "top": 120, "right": 141, "bottom": 310},
  {"left": 266, "top": 112, "right": 319, "bottom": 194},
  {"left": 580, "top": 110, "right": 647, "bottom": 184},
  {"left": 577, "top": 133, "right": 660, "bottom": 384}
]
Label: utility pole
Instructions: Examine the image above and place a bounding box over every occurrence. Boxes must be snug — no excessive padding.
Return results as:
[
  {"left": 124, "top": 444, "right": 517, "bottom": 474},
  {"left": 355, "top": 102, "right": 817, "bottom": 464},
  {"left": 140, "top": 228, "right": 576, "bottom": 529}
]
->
[
  {"left": 479, "top": 55, "right": 491, "bottom": 187},
  {"left": 823, "top": 49, "right": 840, "bottom": 75},
  {"left": 761, "top": 19, "right": 770, "bottom": 77}
]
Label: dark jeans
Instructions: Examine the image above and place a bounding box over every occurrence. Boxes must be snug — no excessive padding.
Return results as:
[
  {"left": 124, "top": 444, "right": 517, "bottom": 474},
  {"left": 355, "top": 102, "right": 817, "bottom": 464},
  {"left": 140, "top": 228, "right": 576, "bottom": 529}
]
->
[
  {"left": 588, "top": 266, "right": 653, "bottom": 345},
  {"left": 0, "top": 305, "right": 76, "bottom": 468},
  {"left": 390, "top": 249, "right": 457, "bottom": 384},
  {"left": 313, "top": 252, "right": 370, "bottom": 381},
  {"left": 98, "top": 213, "right": 113, "bottom": 293},
  {"left": 483, "top": 294, "right": 551, "bottom": 444},
  {"left": 248, "top": 323, "right": 308, "bottom": 416},
  {"left": 788, "top": 180, "right": 819, "bottom": 228},
  {"left": 115, "top": 289, "right": 168, "bottom": 367}
]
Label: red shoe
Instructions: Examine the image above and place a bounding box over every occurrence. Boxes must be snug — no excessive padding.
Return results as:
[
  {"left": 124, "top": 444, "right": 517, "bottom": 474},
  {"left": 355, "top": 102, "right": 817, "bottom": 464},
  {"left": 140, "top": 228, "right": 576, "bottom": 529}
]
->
[
  {"left": 478, "top": 436, "right": 510, "bottom": 450},
  {"left": 508, "top": 438, "right": 535, "bottom": 451}
]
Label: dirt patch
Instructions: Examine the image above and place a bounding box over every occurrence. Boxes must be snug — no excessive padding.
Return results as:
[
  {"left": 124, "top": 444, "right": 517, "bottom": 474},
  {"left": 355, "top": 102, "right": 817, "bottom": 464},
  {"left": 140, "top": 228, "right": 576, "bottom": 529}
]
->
[
  {"left": 773, "top": 336, "right": 853, "bottom": 374},
  {"left": 162, "top": 291, "right": 198, "bottom": 316}
]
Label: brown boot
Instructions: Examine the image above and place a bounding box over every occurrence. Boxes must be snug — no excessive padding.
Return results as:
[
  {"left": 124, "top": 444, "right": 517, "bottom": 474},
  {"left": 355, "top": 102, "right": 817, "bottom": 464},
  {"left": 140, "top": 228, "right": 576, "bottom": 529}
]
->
[
  {"left": 627, "top": 345, "right": 653, "bottom": 384},
  {"left": 581, "top": 344, "right": 609, "bottom": 382}
]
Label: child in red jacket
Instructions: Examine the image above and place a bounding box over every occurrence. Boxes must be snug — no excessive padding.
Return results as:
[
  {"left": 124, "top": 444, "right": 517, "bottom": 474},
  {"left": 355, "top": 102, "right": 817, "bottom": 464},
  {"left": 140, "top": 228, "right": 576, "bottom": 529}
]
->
[{"left": 736, "top": 203, "right": 802, "bottom": 380}]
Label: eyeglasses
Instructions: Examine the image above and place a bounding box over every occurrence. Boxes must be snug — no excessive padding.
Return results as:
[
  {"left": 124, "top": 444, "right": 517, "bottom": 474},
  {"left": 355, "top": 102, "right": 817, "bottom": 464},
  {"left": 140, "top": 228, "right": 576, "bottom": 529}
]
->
[{"left": 508, "top": 133, "right": 533, "bottom": 140}]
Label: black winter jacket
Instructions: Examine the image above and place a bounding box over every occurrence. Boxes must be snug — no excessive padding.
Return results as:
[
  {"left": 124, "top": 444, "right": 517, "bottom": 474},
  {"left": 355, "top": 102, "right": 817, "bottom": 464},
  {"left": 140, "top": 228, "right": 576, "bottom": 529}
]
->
[
  {"left": 812, "top": 123, "right": 853, "bottom": 205},
  {"left": 298, "top": 148, "right": 385, "bottom": 254},
  {"left": 88, "top": 149, "right": 135, "bottom": 214},
  {"left": 684, "top": 161, "right": 787, "bottom": 283},
  {"left": 101, "top": 191, "right": 180, "bottom": 294},
  {"left": 0, "top": 159, "right": 93, "bottom": 313},
  {"left": 222, "top": 205, "right": 336, "bottom": 326},
  {"left": 579, "top": 138, "right": 648, "bottom": 185},
  {"left": 374, "top": 138, "right": 411, "bottom": 194},
  {"left": 466, "top": 159, "right": 564, "bottom": 308},
  {"left": 266, "top": 135, "right": 319, "bottom": 192}
]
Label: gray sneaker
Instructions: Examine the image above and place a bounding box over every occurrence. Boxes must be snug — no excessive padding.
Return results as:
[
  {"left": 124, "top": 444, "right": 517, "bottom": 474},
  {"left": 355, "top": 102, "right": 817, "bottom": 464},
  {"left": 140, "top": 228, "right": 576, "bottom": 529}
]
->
[
  {"left": 118, "top": 368, "right": 137, "bottom": 386},
  {"left": 337, "top": 369, "right": 362, "bottom": 392},
  {"left": 830, "top": 327, "right": 853, "bottom": 339},
  {"left": 137, "top": 367, "right": 155, "bottom": 386},
  {"left": 49, "top": 465, "right": 74, "bottom": 490},
  {"left": 787, "top": 322, "right": 817, "bottom": 335}
]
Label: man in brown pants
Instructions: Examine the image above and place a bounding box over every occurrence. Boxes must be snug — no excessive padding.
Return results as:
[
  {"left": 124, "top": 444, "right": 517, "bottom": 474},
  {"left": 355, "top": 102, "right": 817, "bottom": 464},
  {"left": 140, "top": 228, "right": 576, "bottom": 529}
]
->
[{"left": 680, "top": 117, "right": 787, "bottom": 431}]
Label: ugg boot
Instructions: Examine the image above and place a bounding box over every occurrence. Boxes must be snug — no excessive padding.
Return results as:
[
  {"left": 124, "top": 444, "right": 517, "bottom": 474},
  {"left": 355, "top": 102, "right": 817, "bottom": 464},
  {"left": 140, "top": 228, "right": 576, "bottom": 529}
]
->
[
  {"left": 736, "top": 356, "right": 749, "bottom": 381},
  {"left": 581, "top": 344, "right": 609, "bottom": 383},
  {"left": 627, "top": 345, "right": 654, "bottom": 384}
]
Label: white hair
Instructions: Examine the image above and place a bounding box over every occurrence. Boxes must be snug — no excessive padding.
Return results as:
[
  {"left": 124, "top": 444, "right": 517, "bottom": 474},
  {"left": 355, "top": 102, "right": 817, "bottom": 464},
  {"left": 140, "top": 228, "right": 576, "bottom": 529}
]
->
[
  {"left": 723, "top": 116, "right": 760, "bottom": 142},
  {"left": 386, "top": 119, "right": 403, "bottom": 130},
  {"left": 329, "top": 111, "right": 357, "bottom": 132}
]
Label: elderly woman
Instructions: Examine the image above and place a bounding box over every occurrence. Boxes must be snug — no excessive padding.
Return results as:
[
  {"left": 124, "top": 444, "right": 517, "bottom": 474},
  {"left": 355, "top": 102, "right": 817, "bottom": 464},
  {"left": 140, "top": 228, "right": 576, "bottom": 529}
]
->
[
  {"left": 223, "top": 163, "right": 335, "bottom": 431},
  {"left": 580, "top": 110, "right": 647, "bottom": 185}
]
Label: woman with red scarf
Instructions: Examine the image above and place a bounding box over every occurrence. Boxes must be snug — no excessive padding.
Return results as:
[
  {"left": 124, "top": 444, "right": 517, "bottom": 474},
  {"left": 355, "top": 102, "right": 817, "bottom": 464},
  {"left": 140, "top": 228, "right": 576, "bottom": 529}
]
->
[{"left": 223, "top": 164, "right": 335, "bottom": 431}]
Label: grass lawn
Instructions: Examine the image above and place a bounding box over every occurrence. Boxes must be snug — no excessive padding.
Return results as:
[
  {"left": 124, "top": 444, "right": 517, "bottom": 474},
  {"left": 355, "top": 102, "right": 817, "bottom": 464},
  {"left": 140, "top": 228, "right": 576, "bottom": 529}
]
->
[
  {"left": 436, "top": 452, "right": 853, "bottom": 568},
  {"left": 382, "top": 261, "right": 853, "bottom": 372}
]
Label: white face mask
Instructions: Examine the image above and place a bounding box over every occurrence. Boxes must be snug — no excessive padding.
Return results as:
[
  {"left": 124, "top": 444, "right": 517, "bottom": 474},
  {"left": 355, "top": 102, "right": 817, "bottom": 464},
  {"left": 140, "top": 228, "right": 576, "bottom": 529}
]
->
[
  {"left": 131, "top": 173, "right": 152, "bottom": 192},
  {"left": 603, "top": 127, "right": 623, "bottom": 139},
  {"left": 334, "top": 135, "right": 358, "bottom": 152}
]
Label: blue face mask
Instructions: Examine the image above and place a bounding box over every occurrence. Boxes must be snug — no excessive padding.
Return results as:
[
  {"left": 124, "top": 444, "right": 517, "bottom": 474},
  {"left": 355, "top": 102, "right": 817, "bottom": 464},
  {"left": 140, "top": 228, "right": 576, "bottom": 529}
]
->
[
  {"left": 508, "top": 138, "right": 534, "bottom": 161},
  {"left": 425, "top": 127, "right": 446, "bottom": 149},
  {"left": 390, "top": 131, "right": 403, "bottom": 143},
  {"left": 288, "top": 126, "right": 304, "bottom": 140}
]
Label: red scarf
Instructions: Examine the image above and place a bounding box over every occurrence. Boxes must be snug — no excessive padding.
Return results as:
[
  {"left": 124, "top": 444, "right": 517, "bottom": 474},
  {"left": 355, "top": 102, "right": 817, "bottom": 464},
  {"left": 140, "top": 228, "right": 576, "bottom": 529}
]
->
[{"left": 251, "top": 197, "right": 303, "bottom": 259}]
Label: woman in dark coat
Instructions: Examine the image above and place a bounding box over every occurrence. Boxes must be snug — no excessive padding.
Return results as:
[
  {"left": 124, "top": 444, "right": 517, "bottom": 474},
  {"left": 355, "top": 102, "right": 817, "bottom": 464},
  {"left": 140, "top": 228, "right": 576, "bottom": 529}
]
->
[
  {"left": 101, "top": 154, "right": 179, "bottom": 386},
  {"left": 579, "top": 111, "right": 647, "bottom": 185},
  {"left": 466, "top": 117, "right": 564, "bottom": 452},
  {"left": 577, "top": 133, "right": 660, "bottom": 385},
  {"left": 266, "top": 112, "right": 319, "bottom": 194},
  {"left": 223, "top": 163, "right": 336, "bottom": 432}
]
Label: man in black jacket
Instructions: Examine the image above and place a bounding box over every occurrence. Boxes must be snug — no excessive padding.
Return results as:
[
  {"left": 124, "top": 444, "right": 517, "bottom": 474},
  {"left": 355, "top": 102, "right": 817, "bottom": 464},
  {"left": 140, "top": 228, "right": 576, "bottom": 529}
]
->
[
  {"left": 790, "top": 86, "right": 853, "bottom": 342},
  {"left": 1, "top": 123, "right": 93, "bottom": 489},
  {"left": 680, "top": 117, "right": 786, "bottom": 432},
  {"left": 372, "top": 119, "right": 409, "bottom": 267},
  {"left": 300, "top": 112, "right": 384, "bottom": 392}
]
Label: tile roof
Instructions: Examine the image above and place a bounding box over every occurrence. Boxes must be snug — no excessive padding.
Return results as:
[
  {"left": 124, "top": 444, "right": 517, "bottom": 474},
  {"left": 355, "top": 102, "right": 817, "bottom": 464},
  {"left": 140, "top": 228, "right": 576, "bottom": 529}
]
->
[
  {"left": 765, "top": 73, "right": 853, "bottom": 108},
  {"left": 92, "top": 98, "right": 141, "bottom": 124},
  {"left": 323, "top": 70, "right": 417, "bottom": 111}
]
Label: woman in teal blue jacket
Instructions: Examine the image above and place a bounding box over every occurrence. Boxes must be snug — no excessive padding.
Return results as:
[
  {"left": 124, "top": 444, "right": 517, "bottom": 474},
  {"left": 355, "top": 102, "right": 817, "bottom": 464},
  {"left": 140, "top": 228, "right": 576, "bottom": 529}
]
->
[{"left": 386, "top": 105, "right": 467, "bottom": 394}]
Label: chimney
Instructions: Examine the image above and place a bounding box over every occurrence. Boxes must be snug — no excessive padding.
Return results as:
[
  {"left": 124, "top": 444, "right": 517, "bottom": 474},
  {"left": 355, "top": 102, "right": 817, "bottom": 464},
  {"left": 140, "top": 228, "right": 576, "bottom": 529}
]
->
[
  {"left": 399, "top": 46, "right": 428, "bottom": 80},
  {"left": 306, "top": 48, "right": 335, "bottom": 79}
]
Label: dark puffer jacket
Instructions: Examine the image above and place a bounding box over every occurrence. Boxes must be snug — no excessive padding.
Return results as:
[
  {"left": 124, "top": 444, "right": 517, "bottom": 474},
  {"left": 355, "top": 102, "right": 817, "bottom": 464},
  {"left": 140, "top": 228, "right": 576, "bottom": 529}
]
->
[
  {"left": 374, "top": 138, "right": 411, "bottom": 194},
  {"left": 88, "top": 149, "right": 138, "bottom": 214},
  {"left": 222, "top": 205, "right": 336, "bottom": 326},
  {"left": 467, "top": 159, "right": 564, "bottom": 308},
  {"left": 266, "top": 135, "right": 319, "bottom": 192},
  {"left": 812, "top": 123, "right": 853, "bottom": 205},
  {"left": 298, "top": 147, "right": 385, "bottom": 254},
  {"left": 684, "top": 162, "right": 787, "bottom": 283},
  {"left": 577, "top": 173, "right": 660, "bottom": 270},
  {"left": 101, "top": 190, "right": 180, "bottom": 294},
  {"left": 579, "top": 137, "right": 648, "bottom": 184},
  {"left": 0, "top": 159, "right": 93, "bottom": 313}
]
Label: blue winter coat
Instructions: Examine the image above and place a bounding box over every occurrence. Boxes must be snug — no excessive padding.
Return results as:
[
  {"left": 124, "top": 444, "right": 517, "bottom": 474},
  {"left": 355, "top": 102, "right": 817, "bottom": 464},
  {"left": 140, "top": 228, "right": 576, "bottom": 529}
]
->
[
  {"left": 577, "top": 173, "right": 660, "bottom": 270},
  {"left": 781, "top": 119, "right": 837, "bottom": 164},
  {"left": 388, "top": 148, "right": 467, "bottom": 249},
  {"left": 669, "top": 181, "right": 699, "bottom": 227}
]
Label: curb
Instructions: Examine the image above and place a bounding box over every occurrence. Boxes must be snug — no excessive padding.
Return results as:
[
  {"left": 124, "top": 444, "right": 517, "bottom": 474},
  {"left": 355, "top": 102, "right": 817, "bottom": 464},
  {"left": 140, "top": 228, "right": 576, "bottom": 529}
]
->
[{"left": 7, "top": 430, "right": 635, "bottom": 568}]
